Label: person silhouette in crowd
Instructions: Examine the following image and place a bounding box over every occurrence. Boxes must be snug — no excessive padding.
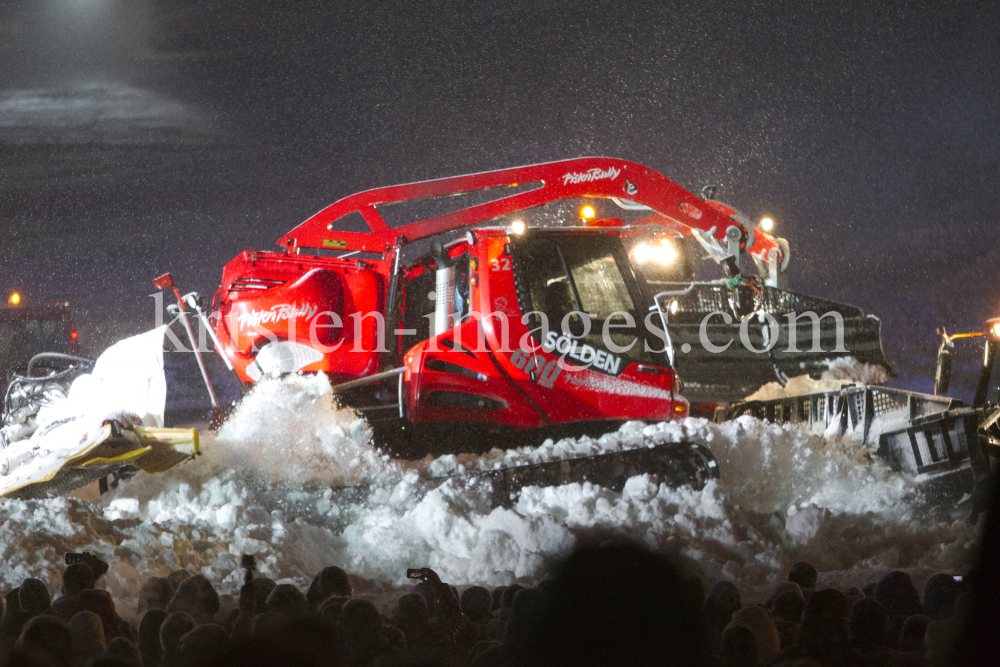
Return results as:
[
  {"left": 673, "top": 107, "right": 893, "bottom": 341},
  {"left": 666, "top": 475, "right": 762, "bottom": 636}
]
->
[{"left": 518, "top": 541, "right": 708, "bottom": 667}]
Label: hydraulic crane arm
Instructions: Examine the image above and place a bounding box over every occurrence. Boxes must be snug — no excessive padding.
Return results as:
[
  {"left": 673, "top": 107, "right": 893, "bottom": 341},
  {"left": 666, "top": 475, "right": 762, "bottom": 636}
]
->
[{"left": 277, "top": 157, "right": 786, "bottom": 282}]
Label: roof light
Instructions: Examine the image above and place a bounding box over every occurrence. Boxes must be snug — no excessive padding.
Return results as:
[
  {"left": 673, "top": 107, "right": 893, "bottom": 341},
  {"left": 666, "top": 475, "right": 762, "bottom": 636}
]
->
[
  {"left": 510, "top": 220, "right": 526, "bottom": 235},
  {"left": 8, "top": 292, "right": 20, "bottom": 306},
  {"left": 580, "top": 205, "right": 596, "bottom": 221},
  {"left": 760, "top": 217, "right": 774, "bottom": 232}
]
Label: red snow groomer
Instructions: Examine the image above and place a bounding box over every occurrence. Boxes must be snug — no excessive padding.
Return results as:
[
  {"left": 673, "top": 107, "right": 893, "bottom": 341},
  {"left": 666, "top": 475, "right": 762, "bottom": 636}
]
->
[{"left": 214, "top": 158, "right": 887, "bottom": 472}]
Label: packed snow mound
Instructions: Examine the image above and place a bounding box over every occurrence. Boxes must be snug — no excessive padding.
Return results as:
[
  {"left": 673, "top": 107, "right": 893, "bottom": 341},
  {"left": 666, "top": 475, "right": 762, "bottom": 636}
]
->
[
  {"left": 744, "top": 375, "right": 848, "bottom": 402},
  {"left": 0, "top": 374, "right": 978, "bottom": 623},
  {"left": 744, "top": 357, "right": 893, "bottom": 401}
]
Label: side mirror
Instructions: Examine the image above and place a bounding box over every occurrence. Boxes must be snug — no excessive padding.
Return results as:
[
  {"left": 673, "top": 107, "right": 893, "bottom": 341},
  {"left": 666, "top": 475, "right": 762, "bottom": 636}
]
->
[{"left": 934, "top": 348, "right": 952, "bottom": 395}]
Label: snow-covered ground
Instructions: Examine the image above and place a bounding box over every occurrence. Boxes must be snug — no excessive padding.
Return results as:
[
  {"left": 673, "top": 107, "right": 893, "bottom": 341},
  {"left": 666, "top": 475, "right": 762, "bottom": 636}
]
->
[
  {"left": 0, "top": 82, "right": 214, "bottom": 147},
  {"left": 0, "top": 373, "right": 978, "bottom": 622}
]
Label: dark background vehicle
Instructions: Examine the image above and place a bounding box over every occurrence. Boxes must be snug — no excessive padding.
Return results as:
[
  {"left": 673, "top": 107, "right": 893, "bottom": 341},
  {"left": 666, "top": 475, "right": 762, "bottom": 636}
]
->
[{"left": 0, "top": 297, "right": 80, "bottom": 397}]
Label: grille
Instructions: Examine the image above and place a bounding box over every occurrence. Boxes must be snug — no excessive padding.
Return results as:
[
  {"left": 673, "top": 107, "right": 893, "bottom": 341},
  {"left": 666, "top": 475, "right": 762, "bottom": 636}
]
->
[
  {"left": 657, "top": 284, "right": 865, "bottom": 320},
  {"left": 229, "top": 277, "right": 287, "bottom": 292},
  {"left": 872, "top": 390, "right": 906, "bottom": 415}
]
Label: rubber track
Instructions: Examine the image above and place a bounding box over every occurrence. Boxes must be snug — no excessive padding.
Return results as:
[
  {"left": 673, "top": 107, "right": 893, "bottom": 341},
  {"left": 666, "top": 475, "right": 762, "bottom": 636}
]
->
[{"left": 329, "top": 439, "right": 720, "bottom": 509}]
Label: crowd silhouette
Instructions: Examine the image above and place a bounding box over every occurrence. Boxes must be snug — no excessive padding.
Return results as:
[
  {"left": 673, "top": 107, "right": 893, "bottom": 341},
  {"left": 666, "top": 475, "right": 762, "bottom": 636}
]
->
[{"left": 0, "top": 542, "right": 993, "bottom": 667}]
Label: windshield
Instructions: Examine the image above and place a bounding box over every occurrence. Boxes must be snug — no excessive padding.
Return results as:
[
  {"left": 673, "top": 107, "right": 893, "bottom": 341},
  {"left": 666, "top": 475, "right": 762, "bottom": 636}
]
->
[{"left": 512, "top": 233, "right": 666, "bottom": 373}]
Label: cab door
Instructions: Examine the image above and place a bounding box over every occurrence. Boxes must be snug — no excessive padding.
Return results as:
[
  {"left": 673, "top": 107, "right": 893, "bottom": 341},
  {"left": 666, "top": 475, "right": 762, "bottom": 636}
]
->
[{"left": 504, "top": 233, "right": 678, "bottom": 424}]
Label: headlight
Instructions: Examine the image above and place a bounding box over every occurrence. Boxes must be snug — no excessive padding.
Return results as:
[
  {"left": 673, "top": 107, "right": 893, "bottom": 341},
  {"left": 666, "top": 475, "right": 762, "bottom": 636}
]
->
[
  {"left": 633, "top": 243, "right": 651, "bottom": 263},
  {"left": 632, "top": 239, "right": 675, "bottom": 265},
  {"left": 657, "top": 239, "right": 677, "bottom": 264}
]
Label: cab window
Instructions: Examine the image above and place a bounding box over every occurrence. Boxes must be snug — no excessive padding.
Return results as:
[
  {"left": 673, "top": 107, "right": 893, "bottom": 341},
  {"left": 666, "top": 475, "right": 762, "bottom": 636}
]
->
[{"left": 514, "top": 234, "right": 662, "bottom": 373}]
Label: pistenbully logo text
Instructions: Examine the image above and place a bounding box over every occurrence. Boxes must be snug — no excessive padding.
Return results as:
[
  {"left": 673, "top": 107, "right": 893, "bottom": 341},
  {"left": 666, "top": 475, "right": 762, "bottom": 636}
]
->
[{"left": 562, "top": 167, "right": 621, "bottom": 185}]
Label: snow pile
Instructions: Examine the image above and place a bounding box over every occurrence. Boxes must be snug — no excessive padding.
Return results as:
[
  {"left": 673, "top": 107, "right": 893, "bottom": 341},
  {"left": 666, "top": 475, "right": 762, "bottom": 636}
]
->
[
  {"left": 744, "top": 375, "right": 848, "bottom": 402},
  {"left": 212, "top": 373, "right": 383, "bottom": 485},
  {"left": 744, "top": 356, "right": 893, "bottom": 401},
  {"left": 0, "top": 373, "right": 979, "bottom": 621}
]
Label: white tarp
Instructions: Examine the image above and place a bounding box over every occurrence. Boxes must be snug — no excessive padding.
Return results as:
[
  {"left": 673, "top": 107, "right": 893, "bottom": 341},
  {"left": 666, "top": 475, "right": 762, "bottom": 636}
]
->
[{"left": 35, "top": 326, "right": 168, "bottom": 430}]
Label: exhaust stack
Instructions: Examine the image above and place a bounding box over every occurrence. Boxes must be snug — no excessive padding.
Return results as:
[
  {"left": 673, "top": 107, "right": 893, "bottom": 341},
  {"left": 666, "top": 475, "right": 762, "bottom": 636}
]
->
[{"left": 431, "top": 242, "right": 457, "bottom": 337}]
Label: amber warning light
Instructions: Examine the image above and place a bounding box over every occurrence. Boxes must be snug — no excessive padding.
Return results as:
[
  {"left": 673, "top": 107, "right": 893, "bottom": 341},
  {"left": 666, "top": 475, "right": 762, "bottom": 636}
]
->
[{"left": 8, "top": 292, "right": 20, "bottom": 306}]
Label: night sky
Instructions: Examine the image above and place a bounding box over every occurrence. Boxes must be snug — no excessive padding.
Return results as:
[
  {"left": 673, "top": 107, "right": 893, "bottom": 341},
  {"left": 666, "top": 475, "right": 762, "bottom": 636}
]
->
[{"left": 1, "top": 0, "right": 998, "bottom": 400}]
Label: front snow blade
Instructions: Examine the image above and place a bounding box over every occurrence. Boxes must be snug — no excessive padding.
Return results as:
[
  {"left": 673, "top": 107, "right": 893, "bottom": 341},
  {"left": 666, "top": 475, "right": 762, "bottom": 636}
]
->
[
  {"left": 662, "top": 283, "right": 893, "bottom": 403},
  {"left": 729, "top": 386, "right": 989, "bottom": 519}
]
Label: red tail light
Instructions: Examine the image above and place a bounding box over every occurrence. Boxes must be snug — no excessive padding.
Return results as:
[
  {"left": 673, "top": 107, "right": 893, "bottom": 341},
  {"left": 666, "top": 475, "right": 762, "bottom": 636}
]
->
[{"left": 70, "top": 330, "right": 79, "bottom": 340}]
